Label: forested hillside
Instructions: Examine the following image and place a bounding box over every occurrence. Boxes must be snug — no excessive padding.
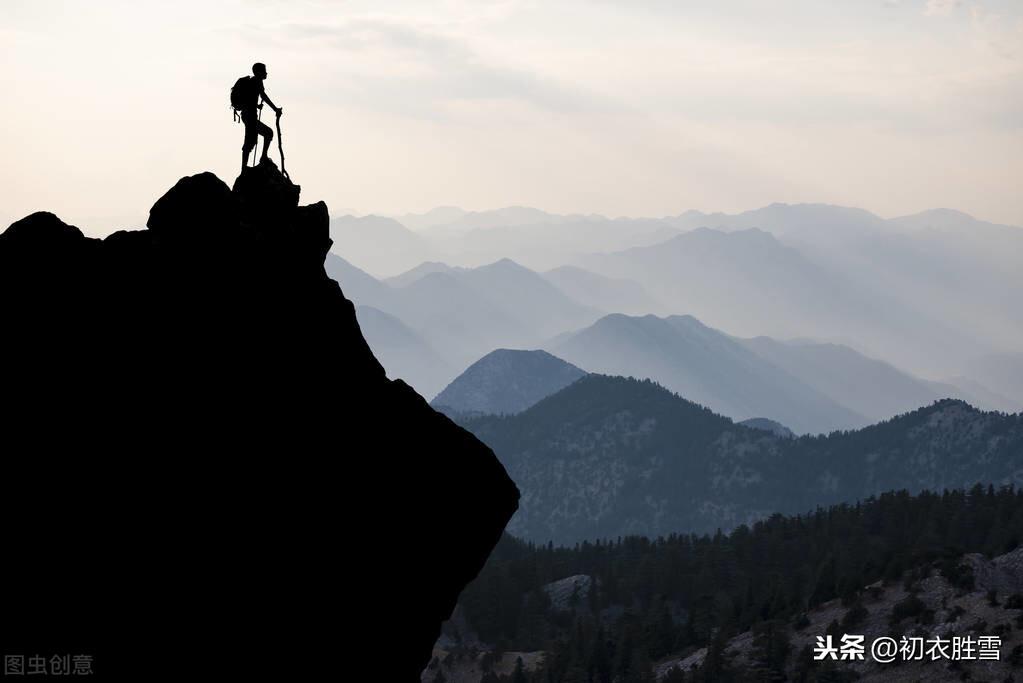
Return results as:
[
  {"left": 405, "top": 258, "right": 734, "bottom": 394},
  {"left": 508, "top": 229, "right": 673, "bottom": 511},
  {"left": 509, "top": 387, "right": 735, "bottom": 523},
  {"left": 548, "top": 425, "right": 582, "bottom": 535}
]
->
[
  {"left": 461, "top": 376, "right": 1023, "bottom": 543},
  {"left": 427, "top": 487, "right": 1023, "bottom": 682}
]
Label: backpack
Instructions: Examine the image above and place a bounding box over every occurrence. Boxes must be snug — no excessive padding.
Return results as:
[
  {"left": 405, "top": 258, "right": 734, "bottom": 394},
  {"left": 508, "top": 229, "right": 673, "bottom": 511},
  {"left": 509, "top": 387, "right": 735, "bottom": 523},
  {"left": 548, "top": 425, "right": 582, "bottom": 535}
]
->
[{"left": 230, "top": 76, "right": 250, "bottom": 119}]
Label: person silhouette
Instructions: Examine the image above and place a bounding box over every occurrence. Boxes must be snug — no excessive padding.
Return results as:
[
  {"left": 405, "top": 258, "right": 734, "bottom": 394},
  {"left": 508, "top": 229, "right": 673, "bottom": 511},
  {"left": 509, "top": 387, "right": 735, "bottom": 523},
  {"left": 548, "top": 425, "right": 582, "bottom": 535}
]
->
[{"left": 234, "top": 62, "right": 282, "bottom": 173}]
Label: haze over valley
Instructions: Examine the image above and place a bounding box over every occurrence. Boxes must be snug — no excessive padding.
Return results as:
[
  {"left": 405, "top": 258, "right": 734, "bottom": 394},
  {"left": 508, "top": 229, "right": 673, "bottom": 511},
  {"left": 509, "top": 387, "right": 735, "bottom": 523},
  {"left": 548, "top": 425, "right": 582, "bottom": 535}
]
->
[{"left": 327, "top": 202, "right": 1023, "bottom": 432}]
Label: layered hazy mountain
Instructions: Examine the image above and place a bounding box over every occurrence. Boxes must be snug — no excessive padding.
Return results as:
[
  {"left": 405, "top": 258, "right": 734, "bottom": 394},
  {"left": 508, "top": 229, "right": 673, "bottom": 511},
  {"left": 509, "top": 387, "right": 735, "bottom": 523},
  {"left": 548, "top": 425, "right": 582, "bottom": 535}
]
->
[
  {"left": 333, "top": 202, "right": 1020, "bottom": 387},
  {"left": 579, "top": 227, "right": 986, "bottom": 378},
  {"left": 353, "top": 306, "right": 456, "bottom": 400},
  {"left": 419, "top": 217, "right": 679, "bottom": 272},
  {"left": 324, "top": 253, "right": 395, "bottom": 307},
  {"left": 343, "top": 207, "right": 679, "bottom": 272},
  {"left": 432, "top": 349, "right": 587, "bottom": 417},
  {"left": 391, "top": 206, "right": 467, "bottom": 232},
  {"left": 459, "top": 375, "right": 1023, "bottom": 544},
  {"left": 735, "top": 336, "right": 1017, "bottom": 418},
  {"left": 327, "top": 202, "right": 1021, "bottom": 417},
  {"left": 326, "top": 237, "right": 1014, "bottom": 430},
  {"left": 963, "top": 351, "right": 1023, "bottom": 410},
  {"left": 547, "top": 313, "right": 1009, "bottom": 433},
  {"left": 329, "top": 214, "right": 435, "bottom": 277},
  {"left": 324, "top": 255, "right": 605, "bottom": 397},
  {"left": 664, "top": 202, "right": 890, "bottom": 243},
  {"left": 662, "top": 204, "right": 1023, "bottom": 377},
  {"left": 549, "top": 313, "right": 865, "bottom": 435},
  {"left": 384, "top": 259, "right": 600, "bottom": 371},
  {"left": 541, "top": 266, "right": 662, "bottom": 315}
]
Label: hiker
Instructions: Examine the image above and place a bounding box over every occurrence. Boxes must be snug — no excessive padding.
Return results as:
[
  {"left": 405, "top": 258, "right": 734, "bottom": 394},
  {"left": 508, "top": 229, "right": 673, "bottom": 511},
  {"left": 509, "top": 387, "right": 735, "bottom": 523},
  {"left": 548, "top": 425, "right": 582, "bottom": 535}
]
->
[{"left": 232, "top": 62, "right": 282, "bottom": 173}]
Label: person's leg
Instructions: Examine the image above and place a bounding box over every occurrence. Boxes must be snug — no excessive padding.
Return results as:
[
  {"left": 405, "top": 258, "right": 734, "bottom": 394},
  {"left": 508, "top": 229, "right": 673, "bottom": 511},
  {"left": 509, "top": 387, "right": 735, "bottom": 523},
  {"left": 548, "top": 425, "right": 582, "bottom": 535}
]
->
[
  {"left": 258, "top": 121, "right": 274, "bottom": 163},
  {"left": 242, "top": 116, "right": 258, "bottom": 172}
]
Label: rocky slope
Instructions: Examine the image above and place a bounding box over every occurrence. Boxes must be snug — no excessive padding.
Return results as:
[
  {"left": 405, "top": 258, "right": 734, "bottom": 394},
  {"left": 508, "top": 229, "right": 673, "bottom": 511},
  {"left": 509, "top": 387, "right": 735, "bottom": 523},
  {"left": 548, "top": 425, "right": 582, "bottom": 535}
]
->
[
  {"left": 660, "top": 548, "right": 1023, "bottom": 681},
  {"left": 0, "top": 160, "right": 518, "bottom": 680}
]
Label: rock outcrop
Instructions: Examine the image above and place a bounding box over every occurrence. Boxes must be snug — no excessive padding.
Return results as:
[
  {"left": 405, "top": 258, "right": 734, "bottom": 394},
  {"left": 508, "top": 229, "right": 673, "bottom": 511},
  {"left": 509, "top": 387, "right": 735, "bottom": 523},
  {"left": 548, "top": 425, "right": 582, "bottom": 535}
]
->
[{"left": 0, "top": 160, "right": 519, "bottom": 680}]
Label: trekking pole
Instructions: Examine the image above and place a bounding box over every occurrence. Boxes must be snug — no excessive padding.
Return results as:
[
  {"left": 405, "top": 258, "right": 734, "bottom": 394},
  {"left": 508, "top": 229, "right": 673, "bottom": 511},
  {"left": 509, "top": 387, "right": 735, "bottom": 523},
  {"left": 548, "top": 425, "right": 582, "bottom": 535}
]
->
[{"left": 275, "top": 108, "right": 289, "bottom": 180}]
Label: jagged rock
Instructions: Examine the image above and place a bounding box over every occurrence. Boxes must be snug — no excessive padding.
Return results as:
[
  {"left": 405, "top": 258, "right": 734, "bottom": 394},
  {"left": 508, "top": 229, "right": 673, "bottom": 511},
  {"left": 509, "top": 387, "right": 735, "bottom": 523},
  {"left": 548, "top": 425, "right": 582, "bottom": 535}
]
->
[
  {"left": 232, "top": 158, "right": 301, "bottom": 234},
  {"left": 0, "top": 163, "right": 519, "bottom": 681},
  {"left": 148, "top": 171, "right": 238, "bottom": 240}
]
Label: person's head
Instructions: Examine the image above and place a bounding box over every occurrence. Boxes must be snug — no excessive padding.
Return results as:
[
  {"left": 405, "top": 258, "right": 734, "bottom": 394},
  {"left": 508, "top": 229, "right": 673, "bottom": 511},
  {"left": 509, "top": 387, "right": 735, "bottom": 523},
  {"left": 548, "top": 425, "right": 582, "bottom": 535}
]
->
[{"left": 252, "top": 63, "right": 267, "bottom": 80}]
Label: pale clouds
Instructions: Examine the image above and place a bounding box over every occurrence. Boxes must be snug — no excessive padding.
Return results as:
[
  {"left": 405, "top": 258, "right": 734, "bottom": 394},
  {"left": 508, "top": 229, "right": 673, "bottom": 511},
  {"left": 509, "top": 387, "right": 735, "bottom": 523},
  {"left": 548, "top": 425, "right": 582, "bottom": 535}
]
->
[
  {"left": 970, "top": 4, "right": 1023, "bottom": 60},
  {"left": 267, "top": 18, "right": 610, "bottom": 115},
  {"left": 925, "top": 0, "right": 963, "bottom": 16},
  {"left": 1, "top": 0, "right": 1021, "bottom": 233}
]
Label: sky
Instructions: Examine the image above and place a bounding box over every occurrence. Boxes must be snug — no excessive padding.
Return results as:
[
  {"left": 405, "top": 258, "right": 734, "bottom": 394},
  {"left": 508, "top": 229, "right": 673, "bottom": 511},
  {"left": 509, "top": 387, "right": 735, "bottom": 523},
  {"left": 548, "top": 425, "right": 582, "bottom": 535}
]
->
[{"left": 1, "top": 0, "right": 1021, "bottom": 235}]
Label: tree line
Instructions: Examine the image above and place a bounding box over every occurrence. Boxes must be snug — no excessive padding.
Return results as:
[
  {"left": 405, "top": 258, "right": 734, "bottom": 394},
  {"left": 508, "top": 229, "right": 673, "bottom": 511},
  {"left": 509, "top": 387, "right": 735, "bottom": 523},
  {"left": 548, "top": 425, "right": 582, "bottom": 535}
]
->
[{"left": 441, "top": 485, "right": 1023, "bottom": 682}]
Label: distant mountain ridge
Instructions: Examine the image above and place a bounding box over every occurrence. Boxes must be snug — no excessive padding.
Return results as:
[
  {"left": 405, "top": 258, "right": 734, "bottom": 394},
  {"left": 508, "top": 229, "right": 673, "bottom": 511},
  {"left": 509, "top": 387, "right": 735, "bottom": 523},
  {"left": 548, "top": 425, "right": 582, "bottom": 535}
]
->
[
  {"left": 736, "top": 335, "right": 960, "bottom": 420},
  {"left": 354, "top": 202, "right": 1020, "bottom": 381},
  {"left": 354, "top": 305, "right": 456, "bottom": 399},
  {"left": 549, "top": 313, "right": 866, "bottom": 434},
  {"left": 578, "top": 226, "right": 989, "bottom": 377},
  {"left": 329, "top": 214, "right": 434, "bottom": 277},
  {"left": 328, "top": 201, "right": 1021, "bottom": 410},
  {"left": 432, "top": 349, "right": 587, "bottom": 416},
  {"left": 542, "top": 265, "right": 662, "bottom": 315},
  {"left": 548, "top": 311, "right": 1012, "bottom": 432},
  {"left": 324, "top": 256, "right": 604, "bottom": 397},
  {"left": 461, "top": 375, "right": 1023, "bottom": 544}
]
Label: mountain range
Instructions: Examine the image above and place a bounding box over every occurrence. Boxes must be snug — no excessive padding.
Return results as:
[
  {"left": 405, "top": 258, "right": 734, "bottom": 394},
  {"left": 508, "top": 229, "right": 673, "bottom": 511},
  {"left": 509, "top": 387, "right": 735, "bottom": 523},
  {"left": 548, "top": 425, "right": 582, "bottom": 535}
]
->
[
  {"left": 550, "top": 313, "right": 1019, "bottom": 433},
  {"left": 324, "top": 200, "right": 1022, "bottom": 427},
  {"left": 579, "top": 226, "right": 988, "bottom": 379},
  {"left": 324, "top": 243, "right": 1018, "bottom": 428},
  {"left": 333, "top": 202, "right": 1022, "bottom": 386},
  {"left": 325, "top": 255, "right": 606, "bottom": 397},
  {"left": 549, "top": 314, "right": 865, "bottom": 434},
  {"left": 459, "top": 374, "right": 1023, "bottom": 544},
  {"left": 329, "top": 214, "right": 434, "bottom": 277}
]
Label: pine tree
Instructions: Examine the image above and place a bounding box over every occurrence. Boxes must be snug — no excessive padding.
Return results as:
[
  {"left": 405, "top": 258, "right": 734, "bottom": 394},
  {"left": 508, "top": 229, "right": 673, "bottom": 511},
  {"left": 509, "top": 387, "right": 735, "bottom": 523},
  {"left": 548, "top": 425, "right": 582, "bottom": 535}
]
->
[{"left": 512, "top": 656, "right": 528, "bottom": 683}]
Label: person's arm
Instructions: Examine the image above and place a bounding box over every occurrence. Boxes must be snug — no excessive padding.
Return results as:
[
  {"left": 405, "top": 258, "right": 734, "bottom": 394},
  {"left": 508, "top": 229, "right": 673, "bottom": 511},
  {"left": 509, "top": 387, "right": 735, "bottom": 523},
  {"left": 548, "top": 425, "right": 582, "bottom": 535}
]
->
[{"left": 260, "top": 91, "right": 282, "bottom": 114}]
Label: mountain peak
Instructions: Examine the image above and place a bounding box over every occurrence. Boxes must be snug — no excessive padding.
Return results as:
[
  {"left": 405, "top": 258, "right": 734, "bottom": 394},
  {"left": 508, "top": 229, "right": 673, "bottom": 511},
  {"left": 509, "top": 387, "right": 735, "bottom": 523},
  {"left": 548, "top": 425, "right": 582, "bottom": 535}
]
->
[
  {"left": 894, "top": 207, "right": 977, "bottom": 223},
  {"left": 433, "top": 349, "right": 587, "bottom": 416},
  {"left": 481, "top": 256, "right": 530, "bottom": 271},
  {"left": 665, "top": 225, "right": 780, "bottom": 246}
]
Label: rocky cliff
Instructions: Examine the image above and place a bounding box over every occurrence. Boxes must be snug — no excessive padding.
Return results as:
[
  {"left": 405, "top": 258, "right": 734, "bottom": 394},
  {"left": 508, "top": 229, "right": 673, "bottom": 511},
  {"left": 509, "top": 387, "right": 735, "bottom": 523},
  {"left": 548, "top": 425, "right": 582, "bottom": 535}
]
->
[{"left": 0, "top": 161, "right": 519, "bottom": 680}]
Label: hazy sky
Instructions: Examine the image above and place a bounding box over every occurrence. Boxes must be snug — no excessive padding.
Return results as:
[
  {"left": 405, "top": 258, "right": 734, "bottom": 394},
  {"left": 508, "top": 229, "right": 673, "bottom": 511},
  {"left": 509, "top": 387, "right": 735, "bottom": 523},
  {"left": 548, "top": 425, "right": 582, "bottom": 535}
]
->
[{"left": 2, "top": 0, "right": 1021, "bottom": 234}]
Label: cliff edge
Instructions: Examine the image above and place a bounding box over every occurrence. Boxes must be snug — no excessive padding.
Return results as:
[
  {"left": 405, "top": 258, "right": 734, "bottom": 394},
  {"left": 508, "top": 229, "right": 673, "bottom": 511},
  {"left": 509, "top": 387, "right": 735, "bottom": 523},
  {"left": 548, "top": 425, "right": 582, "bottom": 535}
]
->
[{"left": 0, "top": 161, "right": 519, "bottom": 680}]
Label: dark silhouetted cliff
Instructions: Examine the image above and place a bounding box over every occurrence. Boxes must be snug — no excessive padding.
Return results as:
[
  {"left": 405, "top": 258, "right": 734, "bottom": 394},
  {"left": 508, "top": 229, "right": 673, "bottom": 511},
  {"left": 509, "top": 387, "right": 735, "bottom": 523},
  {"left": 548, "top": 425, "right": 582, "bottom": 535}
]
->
[{"left": 0, "top": 161, "right": 518, "bottom": 680}]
